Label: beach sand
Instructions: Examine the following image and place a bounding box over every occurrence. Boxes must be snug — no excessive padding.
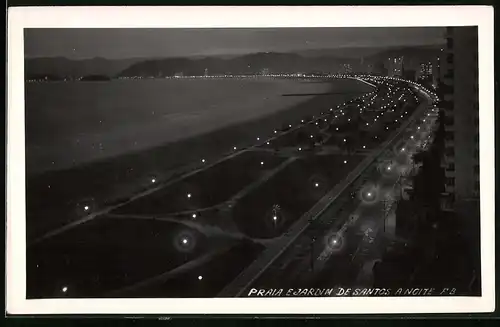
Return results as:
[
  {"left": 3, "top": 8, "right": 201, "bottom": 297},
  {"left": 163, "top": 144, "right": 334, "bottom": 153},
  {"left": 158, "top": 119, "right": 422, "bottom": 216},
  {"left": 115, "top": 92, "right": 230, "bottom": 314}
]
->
[{"left": 26, "top": 79, "right": 373, "bottom": 240}]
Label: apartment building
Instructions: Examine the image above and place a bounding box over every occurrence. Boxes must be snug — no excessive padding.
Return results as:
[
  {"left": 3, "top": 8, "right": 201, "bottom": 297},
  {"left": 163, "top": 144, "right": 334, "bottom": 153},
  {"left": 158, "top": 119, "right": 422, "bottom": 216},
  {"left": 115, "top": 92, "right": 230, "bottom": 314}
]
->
[{"left": 440, "top": 26, "right": 479, "bottom": 212}]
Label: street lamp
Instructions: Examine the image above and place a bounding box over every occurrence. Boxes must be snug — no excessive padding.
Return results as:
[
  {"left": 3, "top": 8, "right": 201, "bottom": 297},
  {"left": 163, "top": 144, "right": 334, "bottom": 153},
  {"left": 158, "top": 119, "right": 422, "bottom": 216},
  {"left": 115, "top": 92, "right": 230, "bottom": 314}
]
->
[{"left": 310, "top": 236, "right": 316, "bottom": 272}]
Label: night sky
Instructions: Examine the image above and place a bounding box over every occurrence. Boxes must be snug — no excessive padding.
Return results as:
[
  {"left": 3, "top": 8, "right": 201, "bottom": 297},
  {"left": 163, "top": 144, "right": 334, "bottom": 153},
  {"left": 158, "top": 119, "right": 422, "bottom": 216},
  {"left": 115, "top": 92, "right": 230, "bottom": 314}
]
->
[{"left": 24, "top": 27, "right": 445, "bottom": 59}]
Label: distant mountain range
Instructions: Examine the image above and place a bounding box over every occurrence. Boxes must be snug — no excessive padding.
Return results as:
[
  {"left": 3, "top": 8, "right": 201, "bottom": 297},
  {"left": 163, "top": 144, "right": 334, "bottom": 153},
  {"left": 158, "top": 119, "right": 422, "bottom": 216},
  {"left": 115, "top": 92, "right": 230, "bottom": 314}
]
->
[
  {"left": 24, "top": 57, "right": 146, "bottom": 79},
  {"left": 25, "top": 44, "right": 443, "bottom": 79},
  {"left": 295, "top": 44, "right": 442, "bottom": 59},
  {"left": 118, "top": 52, "right": 358, "bottom": 77}
]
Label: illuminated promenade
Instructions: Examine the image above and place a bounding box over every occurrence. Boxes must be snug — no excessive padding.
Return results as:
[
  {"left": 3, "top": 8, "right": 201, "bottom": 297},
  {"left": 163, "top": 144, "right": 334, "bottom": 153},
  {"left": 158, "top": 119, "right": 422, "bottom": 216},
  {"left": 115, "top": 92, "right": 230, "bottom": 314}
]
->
[
  {"left": 219, "top": 79, "right": 438, "bottom": 297},
  {"left": 27, "top": 75, "right": 439, "bottom": 298}
]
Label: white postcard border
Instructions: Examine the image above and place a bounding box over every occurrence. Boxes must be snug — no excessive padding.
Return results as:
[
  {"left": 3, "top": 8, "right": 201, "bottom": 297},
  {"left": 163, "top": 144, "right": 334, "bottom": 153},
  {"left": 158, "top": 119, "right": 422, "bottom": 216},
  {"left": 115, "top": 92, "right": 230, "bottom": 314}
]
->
[{"left": 6, "top": 5, "right": 495, "bottom": 314}]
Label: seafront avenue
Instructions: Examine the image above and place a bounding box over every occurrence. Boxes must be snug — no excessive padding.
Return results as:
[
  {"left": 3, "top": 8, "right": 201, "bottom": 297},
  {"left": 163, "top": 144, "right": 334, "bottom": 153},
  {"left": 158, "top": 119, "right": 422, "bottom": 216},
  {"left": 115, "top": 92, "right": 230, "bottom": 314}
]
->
[{"left": 27, "top": 75, "right": 439, "bottom": 298}]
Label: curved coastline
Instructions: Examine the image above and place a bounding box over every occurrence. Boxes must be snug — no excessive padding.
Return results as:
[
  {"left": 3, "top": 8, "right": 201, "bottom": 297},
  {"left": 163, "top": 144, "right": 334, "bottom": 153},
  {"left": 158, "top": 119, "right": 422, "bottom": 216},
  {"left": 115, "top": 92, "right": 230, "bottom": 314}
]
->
[{"left": 26, "top": 78, "right": 374, "bottom": 239}]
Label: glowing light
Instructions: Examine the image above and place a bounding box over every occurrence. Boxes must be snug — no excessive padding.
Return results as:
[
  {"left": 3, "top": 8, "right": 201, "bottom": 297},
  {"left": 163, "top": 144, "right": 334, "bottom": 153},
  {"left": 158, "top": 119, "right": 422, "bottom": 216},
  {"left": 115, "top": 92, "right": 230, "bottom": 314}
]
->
[
  {"left": 273, "top": 216, "right": 278, "bottom": 221},
  {"left": 192, "top": 213, "right": 197, "bottom": 218},
  {"left": 151, "top": 178, "right": 156, "bottom": 183},
  {"left": 187, "top": 193, "right": 192, "bottom": 198},
  {"left": 315, "top": 183, "right": 319, "bottom": 187},
  {"left": 201, "top": 159, "right": 206, "bottom": 163},
  {"left": 198, "top": 275, "right": 203, "bottom": 280},
  {"left": 363, "top": 145, "right": 366, "bottom": 149},
  {"left": 84, "top": 205, "right": 89, "bottom": 211},
  {"left": 343, "top": 138, "right": 347, "bottom": 142},
  {"left": 344, "top": 160, "right": 348, "bottom": 164},
  {"left": 257, "top": 137, "right": 260, "bottom": 141},
  {"left": 298, "top": 147, "right": 302, "bottom": 151},
  {"left": 233, "top": 146, "right": 237, "bottom": 150},
  {"left": 62, "top": 286, "right": 68, "bottom": 293},
  {"left": 182, "top": 238, "right": 188, "bottom": 245},
  {"left": 261, "top": 161, "right": 264, "bottom": 165}
]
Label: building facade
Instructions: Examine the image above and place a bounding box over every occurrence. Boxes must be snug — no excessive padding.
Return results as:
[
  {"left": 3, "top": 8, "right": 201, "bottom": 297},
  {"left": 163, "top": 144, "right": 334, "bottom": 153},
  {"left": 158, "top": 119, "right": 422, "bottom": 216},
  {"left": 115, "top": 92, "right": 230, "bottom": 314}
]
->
[
  {"left": 340, "top": 63, "right": 353, "bottom": 74},
  {"left": 440, "top": 26, "right": 479, "bottom": 211},
  {"left": 418, "top": 62, "right": 433, "bottom": 80},
  {"left": 386, "top": 56, "right": 404, "bottom": 77}
]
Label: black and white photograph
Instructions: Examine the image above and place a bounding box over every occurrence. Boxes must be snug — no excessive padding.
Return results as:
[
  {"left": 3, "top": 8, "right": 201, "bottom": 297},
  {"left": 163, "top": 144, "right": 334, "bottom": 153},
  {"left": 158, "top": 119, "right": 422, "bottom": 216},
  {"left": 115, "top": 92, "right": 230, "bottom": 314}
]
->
[{"left": 6, "top": 6, "right": 495, "bottom": 315}]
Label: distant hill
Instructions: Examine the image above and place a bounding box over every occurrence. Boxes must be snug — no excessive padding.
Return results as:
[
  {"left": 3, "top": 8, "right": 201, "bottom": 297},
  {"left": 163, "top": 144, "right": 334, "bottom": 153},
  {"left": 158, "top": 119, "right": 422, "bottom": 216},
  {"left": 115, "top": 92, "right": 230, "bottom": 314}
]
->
[
  {"left": 24, "top": 57, "right": 147, "bottom": 79},
  {"left": 297, "top": 44, "right": 443, "bottom": 60},
  {"left": 297, "top": 46, "right": 395, "bottom": 59},
  {"left": 363, "top": 45, "right": 442, "bottom": 62},
  {"left": 25, "top": 44, "right": 444, "bottom": 79},
  {"left": 117, "top": 52, "right": 355, "bottom": 77}
]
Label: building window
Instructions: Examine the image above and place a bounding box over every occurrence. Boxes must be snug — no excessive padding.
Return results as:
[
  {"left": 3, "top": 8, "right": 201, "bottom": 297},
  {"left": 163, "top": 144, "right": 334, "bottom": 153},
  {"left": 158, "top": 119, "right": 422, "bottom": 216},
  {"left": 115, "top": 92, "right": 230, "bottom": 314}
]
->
[
  {"left": 446, "top": 37, "right": 454, "bottom": 49},
  {"left": 446, "top": 53, "right": 454, "bottom": 64},
  {"left": 445, "top": 131, "right": 455, "bottom": 140},
  {"left": 439, "top": 83, "right": 454, "bottom": 94},
  {"left": 446, "top": 177, "right": 455, "bottom": 186},
  {"left": 445, "top": 147, "right": 455, "bottom": 156},
  {"left": 446, "top": 163, "right": 455, "bottom": 171},
  {"left": 442, "top": 99, "right": 454, "bottom": 110},
  {"left": 445, "top": 117, "right": 455, "bottom": 126}
]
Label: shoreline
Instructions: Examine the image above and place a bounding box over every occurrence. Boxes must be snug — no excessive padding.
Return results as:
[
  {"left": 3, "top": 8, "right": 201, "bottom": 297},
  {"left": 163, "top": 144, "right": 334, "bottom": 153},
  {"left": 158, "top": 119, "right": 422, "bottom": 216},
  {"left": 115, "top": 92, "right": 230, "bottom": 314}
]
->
[{"left": 26, "top": 79, "right": 373, "bottom": 239}]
